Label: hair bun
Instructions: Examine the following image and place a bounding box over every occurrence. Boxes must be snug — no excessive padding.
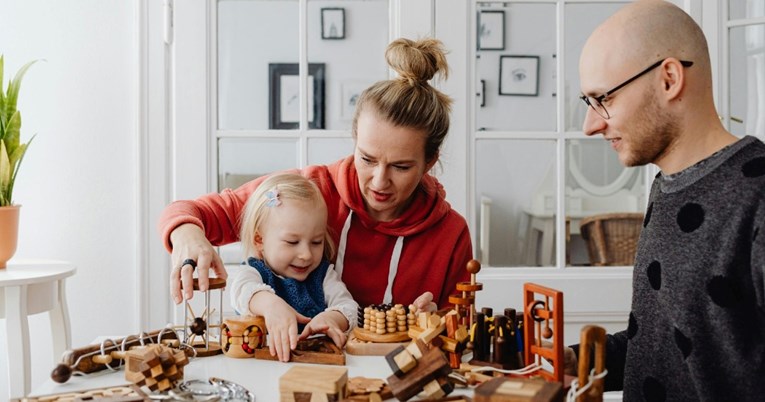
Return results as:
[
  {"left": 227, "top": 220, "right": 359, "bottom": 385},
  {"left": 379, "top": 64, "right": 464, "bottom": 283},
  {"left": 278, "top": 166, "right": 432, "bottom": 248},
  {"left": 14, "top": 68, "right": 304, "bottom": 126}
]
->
[{"left": 385, "top": 38, "right": 449, "bottom": 86}]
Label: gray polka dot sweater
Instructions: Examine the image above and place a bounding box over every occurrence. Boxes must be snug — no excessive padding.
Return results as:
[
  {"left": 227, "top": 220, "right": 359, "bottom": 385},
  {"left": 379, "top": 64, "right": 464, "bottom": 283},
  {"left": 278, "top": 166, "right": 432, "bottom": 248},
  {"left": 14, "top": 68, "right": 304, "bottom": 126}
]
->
[{"left": 603, "top": 136, "right": 765, "bottom": 401}]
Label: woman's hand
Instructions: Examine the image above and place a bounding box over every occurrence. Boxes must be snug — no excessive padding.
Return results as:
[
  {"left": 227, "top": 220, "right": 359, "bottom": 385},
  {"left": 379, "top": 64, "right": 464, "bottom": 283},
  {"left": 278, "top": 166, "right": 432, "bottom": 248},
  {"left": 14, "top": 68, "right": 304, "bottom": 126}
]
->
[
  {"left": 251, "top": 292, "right": 311, "bottom": 362},
  {"left": 299, "top": 311, "right": 349, "bottom": 348},
  {"left": 412, "top": 291, "right": 437, "bottom": 313},
  {"left": 169, "top": 224, "right": 227, "bottom": 304}
]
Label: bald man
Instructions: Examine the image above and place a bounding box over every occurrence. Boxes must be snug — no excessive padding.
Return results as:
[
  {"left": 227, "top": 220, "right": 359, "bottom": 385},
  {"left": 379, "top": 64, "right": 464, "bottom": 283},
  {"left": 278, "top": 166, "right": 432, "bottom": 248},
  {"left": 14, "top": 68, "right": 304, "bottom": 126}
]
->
[{"left": 573, "top": 0, "right": 765, "bottom": 400}]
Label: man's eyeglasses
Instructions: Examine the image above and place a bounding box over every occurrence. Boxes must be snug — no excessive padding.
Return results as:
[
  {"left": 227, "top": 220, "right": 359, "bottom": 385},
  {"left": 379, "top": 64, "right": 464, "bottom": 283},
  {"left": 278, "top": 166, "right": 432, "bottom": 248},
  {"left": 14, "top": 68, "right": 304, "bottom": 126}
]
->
[{"left": 580, "top": 58, "right": 693, "bottom": 119}]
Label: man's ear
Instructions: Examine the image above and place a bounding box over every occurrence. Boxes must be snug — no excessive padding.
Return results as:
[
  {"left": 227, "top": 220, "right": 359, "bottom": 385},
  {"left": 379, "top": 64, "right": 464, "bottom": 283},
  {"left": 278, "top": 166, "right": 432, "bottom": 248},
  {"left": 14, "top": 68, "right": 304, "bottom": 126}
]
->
[{"left": 659, "top": 58, "right": 686, "bottom": 100}]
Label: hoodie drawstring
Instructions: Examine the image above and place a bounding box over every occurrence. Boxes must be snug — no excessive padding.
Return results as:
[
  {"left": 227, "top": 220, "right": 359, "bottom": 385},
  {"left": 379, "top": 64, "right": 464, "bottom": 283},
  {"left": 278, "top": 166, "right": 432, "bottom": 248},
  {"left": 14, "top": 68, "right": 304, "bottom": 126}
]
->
[{"left": 334, "top": 210, "right": 403, "bottom": 304}]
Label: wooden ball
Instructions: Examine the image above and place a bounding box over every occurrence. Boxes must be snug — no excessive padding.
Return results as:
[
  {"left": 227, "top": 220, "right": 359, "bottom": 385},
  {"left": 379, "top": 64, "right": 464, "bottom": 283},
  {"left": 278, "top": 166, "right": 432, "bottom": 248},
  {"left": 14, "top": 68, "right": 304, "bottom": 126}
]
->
[
  {"left": 51, "top": 363, "right": 72, "bottom": 383},
  {"left": 466, "top": 260, "right": 481, "bottom": 274},
  {"left": 542, "top": 326, "right": 553, "bottom": 339}
]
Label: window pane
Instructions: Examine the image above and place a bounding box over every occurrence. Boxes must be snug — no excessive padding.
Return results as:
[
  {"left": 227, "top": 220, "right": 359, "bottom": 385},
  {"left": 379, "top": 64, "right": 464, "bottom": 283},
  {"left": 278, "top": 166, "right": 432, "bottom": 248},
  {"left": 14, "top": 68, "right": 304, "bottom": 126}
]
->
[
  {"left": 475, "top": 3, "right": 556, "bottom": 131},
  {"left": 307, "top": 0, "right": 389, "bottom": 131},
  {"left": 566, "top": 139, "right": 645, "bottom": 267},
  {"left": 729, "top": 1, "right": 765, "bottom": 20},
  {"left": 218, "top": 0, "right": 299, "bottom": 130},
  {"left": 307, "top": 137, "right": 354, "bottom": 166},
  {"left": 564, "top": 2, "right": 626, "bottom": 131},
  {"left": 217, "top": 138, "right": 298, "bottom": 191},
  {"left": 475, "top": 139, "right": 556, "bottom": 267},
  {"left": 729, "top": 24, "right": 765, "bottom": 139}
]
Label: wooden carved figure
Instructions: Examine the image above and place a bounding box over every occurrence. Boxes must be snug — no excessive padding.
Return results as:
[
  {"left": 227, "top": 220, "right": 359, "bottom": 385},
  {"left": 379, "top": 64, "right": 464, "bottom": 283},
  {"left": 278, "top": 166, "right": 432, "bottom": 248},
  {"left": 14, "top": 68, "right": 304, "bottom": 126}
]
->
[
  {"left": 523, "top": 283, "right": 564, "bottom": 384},
  {"left": 468, "top": 307, "right": 522, "bottom": 370},
  {"left": 221, "top": 315, "right": 267, "bottom": 358},
  {"left": 279, "top": 365, "right": 348, "bottom": 402},
  {"left": 183, "top": 277, "right": 226, "bottom": 357}
]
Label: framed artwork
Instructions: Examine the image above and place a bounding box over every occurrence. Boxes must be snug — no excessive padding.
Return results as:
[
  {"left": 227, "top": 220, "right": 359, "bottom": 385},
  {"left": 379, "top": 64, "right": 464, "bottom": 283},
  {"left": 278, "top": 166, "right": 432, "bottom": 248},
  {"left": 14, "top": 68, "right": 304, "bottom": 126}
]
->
[
  {"left": 268, "top": 63, "right": 326, "bottom": 129},
  {"left": 321, "top": 8, "right": 345, "bottom": 40},
  {"left": 478, "top": 10, "right": 505, "bottom": 50},
  {"left": 341, "top": 81, "right": 367, "bottom": 121},
  {"left": 499, "top": 55, "right": 539, "bottom": 96}
]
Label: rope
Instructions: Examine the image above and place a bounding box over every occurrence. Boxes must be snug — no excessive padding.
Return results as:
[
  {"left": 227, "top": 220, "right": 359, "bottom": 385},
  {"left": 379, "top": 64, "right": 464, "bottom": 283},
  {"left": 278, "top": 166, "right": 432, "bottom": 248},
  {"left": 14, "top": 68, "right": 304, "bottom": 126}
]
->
[{"left": 566, "top": 368, "right": 609, "bottom": 402}]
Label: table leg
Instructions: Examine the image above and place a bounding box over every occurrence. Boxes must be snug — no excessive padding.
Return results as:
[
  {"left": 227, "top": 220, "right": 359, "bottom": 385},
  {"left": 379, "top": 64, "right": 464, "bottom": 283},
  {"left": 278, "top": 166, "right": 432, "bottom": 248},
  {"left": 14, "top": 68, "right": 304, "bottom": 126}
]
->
[
  {"left": 6, "top": 285, "right": 31, "bottom": 398},
  {"left": 50, "top": 278, "right": 72, "bottom": 361}
]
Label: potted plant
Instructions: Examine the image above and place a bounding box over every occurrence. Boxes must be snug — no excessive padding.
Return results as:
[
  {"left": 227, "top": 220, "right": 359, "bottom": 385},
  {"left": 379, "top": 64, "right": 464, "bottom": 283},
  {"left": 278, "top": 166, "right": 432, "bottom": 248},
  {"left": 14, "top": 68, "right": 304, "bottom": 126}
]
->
[{"left": 0, "top": 56, "right": 37, "bottom": 268}]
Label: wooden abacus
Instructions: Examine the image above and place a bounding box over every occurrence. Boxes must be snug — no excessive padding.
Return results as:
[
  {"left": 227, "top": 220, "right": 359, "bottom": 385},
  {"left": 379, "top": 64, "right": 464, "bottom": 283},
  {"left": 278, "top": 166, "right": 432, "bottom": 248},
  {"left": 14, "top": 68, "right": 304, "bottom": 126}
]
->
[
  {"left": 523, "top": 282, "right": 564, "bottom": 384},
  {"left": 354, "top": 303, "right": 416, "bottom": 343}
]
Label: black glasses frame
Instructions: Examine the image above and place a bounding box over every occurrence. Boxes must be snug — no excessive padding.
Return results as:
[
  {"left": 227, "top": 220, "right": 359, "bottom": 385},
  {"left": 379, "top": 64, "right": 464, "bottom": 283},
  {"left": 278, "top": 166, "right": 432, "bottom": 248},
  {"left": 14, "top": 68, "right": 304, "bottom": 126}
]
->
[{"left": 580, "top": 58, "right": 694, "bottom": 119}]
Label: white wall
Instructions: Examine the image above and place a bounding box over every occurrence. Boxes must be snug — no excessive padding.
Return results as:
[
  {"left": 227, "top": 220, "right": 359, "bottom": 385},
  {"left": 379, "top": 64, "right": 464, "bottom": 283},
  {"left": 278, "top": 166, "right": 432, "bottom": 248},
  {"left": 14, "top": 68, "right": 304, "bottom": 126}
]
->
[{"left": 0, "top": 0, "right": 138, "bottom": 395}]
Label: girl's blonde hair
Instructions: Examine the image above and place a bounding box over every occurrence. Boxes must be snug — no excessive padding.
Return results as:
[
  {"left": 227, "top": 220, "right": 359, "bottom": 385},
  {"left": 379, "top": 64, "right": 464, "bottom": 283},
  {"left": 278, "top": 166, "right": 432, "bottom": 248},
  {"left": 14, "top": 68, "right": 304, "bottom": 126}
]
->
[
  {"left": 239, "top": 173, "right": 335, "bottom": 260},
  {"left": 352, "top": 37, "right": 452, "bottom": 163}
]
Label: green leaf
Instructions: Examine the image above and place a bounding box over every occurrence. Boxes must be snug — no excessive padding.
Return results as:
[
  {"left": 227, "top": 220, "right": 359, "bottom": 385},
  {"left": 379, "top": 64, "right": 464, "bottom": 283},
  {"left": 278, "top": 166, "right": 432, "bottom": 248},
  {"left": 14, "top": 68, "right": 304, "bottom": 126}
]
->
[
  {"left": 4, "top": 110, "right": 21, "bottom": 153},
  {"left": 0, "top": 140, "right": 10, "bottom": 203},
  {"left": 4, "top": 60, "right": 37, "bottom": 122}
]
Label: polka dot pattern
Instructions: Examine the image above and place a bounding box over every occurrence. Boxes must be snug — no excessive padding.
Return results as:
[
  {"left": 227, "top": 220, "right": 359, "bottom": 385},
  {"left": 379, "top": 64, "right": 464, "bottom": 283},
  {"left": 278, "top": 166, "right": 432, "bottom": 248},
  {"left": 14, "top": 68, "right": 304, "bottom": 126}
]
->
[
  {"left": 647, "top": 261, "right": 661, "bottom": 290},
  {"left": 707, "top": 275, "right": 743, "bottom": 308},
  {"left": 644, "top": 202, "right": 653, "bottom": 227},
  {"left": 627, "top": 312, "right": 638, "bottom": 339},
  {"left": 754, "top": 227, "right": 759, "bottom": 242},
  {"left": 677, "top": 203, "right": 704, "bottom": 233},
  {"left": 742, "top": 157, "right": 765, "bottom": 178},
  {"left": 673, "top": 327, "right": 692, "bottom": 359},
  {"left": 642, "top": 376, "right": 667, "bottom": 402}
]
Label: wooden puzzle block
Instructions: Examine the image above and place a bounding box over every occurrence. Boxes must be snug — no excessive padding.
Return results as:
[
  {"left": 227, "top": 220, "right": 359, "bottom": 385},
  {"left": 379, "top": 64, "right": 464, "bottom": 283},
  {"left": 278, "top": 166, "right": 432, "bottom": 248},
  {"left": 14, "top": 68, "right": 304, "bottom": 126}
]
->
[
  {"left": 254, "top": 335, "right": 346, "bottom": 365},
  {"left": 474, "top": 377, "right": 563, "bottom": 402},
  {"left": 386, "top": 344, "right": 453, "bottom": 401},
  {"left": 221, "top": 315, "right": 267, "bottom": 358},
  {"left": 124, "top": 344, "right": 187, "bottom": 392},
  {"left": 279, "top": 365, "right": 348, "bottom": 402}
]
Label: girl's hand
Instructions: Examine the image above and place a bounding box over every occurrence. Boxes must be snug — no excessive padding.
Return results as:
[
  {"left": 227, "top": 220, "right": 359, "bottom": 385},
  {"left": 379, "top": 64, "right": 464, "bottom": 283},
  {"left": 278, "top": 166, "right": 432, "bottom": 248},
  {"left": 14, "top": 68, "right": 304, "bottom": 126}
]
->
[
  {"left": 251, "top": 292, "right": 310, "bottom": 362},
  {"left": 299, "top": 311, "right": 348, "bottom": 348}
]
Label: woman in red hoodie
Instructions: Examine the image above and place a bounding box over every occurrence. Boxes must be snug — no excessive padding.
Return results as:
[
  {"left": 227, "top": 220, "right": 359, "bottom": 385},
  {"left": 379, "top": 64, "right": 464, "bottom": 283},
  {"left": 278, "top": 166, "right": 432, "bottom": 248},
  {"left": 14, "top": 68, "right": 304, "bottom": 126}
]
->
[{"left": 159, "top": 37, "right": 473, "bottom": 312}]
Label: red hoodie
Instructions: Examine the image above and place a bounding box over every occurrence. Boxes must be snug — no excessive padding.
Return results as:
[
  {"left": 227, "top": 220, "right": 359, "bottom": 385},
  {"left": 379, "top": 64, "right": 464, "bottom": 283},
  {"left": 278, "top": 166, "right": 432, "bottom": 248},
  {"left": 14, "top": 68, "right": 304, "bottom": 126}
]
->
[{"left": 158, "top": 156, "right": 472, "bottom": 308}]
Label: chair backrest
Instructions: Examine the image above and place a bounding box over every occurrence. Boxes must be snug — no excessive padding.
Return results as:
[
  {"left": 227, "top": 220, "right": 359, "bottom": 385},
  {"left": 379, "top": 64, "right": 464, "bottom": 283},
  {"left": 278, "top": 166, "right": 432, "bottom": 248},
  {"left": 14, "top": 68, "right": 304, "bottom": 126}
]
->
[{"left": 579, "top": 212, "right": 644, "bottom": 266}]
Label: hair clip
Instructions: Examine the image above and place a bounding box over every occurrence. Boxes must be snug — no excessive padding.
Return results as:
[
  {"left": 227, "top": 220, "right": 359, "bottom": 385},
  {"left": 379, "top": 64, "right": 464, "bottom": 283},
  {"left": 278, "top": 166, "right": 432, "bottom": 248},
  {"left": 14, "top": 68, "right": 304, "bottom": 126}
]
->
[{"left": 265, "top": 189, "right": 281, "bottom": 207}]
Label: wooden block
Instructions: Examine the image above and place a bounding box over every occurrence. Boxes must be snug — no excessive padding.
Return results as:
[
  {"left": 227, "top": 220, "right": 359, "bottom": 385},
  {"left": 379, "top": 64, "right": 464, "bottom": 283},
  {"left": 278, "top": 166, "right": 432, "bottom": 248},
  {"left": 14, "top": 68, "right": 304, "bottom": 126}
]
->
[
  {"left": 386, "top": 346, "right": 452, "bottom": 401},
  {"left": 422, "top": 379, "right": 447, "bottom": 399},
  {"left": 255, "top": 335, "right": 345, "bottom": 365},
  {"left": 419, "top": 324, "right": 446, "bottom": 344},
  {"left": 393, "top": 349, "right": 417, "bottom": 374},
  {"left": 279, "top": 365, "right": 348, "bottom": 402},
  {"left": 473, "top": 377, "right": 563, "bottom": 402}
]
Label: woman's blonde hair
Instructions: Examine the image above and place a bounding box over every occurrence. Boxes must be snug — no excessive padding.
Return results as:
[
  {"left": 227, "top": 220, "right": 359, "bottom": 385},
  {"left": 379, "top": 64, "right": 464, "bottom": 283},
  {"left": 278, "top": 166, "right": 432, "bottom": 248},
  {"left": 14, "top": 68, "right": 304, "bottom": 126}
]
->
[
  {"left": 239, "top": 173, "right": 335, "bottom": 260},
  {"left": 352, "top": 37, "right": 453, "bottom": 163}
]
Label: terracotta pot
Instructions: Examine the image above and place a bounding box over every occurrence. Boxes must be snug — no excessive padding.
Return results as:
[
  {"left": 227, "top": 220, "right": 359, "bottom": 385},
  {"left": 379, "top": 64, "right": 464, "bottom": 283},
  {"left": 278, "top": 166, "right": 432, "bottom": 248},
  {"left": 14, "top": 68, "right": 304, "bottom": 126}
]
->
[{"left": 0, "top": 205, "right": 21, "bottom": 269}]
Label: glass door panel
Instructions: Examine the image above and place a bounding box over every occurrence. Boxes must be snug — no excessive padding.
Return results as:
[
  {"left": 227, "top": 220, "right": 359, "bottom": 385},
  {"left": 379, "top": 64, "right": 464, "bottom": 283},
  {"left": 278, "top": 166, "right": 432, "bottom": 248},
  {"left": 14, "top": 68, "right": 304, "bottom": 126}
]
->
[
  {"left": 217, "top": 0, "right": 299, "bottom": 130},
  {"left": 475, "top": 139, "right": 557, "bottom": 267},
  {"left": 728, "top": 24, "right": 765, "bottom": 138}
]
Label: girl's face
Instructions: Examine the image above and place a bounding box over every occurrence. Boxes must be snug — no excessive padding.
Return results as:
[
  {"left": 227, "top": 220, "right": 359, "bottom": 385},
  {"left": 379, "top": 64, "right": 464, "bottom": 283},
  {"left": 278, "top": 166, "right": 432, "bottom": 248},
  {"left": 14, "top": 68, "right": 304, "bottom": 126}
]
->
[
  {"left": 255, "top": 198, "right": 327, "bottom": 281},
  {"left": 354, "top": 110, "right": 436, "bottom": 222}
]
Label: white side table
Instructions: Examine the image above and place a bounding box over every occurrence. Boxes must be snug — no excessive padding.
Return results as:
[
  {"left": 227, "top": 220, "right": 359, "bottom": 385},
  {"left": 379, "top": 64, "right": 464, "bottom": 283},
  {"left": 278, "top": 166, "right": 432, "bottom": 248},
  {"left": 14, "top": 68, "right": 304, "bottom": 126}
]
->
[{"left": 0, "top": 260, "right": 76, "bottom": 399}]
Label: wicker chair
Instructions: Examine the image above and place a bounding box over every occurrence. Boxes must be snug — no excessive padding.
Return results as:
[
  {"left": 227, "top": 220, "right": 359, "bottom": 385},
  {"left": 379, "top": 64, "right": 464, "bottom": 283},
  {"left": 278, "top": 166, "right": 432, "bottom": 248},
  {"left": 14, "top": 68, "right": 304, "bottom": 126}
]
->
[{"left": 579, "top": 212, "right": 644, "bottom": 266}]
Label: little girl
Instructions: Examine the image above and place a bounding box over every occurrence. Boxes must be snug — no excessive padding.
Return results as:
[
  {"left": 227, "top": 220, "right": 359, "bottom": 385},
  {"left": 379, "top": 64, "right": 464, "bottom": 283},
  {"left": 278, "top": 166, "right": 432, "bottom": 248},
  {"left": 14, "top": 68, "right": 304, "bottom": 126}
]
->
[{"left": 230, "top": 173, "right": 357, "bottom": 362}]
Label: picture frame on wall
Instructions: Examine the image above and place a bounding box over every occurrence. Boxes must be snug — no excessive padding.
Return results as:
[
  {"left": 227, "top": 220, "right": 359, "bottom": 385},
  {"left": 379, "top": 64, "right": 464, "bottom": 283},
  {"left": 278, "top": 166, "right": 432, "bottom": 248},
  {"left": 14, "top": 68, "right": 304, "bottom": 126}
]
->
[
  {"left": 321, "top": 8, "right": 345, "bottom": 40},
  {"left": 269, "top": 63, "right": 326, "bottom": 129},
  {"left": 478, "top": 10, "right": 505, "bottom": 50},
  {"left": 341, "top": 81, "right": 367, "bottom": 121},
  {"left": 499, "top": 55, "right": 539, "bottom": 96}
]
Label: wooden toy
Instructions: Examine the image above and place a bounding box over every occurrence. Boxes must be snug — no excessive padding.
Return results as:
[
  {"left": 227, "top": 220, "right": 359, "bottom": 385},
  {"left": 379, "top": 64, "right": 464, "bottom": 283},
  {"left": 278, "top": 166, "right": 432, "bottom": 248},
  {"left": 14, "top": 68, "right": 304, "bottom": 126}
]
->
[
  {"left": 523, "top": 283, "right": 564, "bottom": 384},
  {"left": 385, "top": 338, "right": 454, "bottom": 401},
  {"left": 50, "top": 327, "right": 181, "bottom": 384},
  {"left": 279, "top": 365, "right": 348, "bottom": 402},
  {"left": 408, "top": 310, "right": 470, "bottom": 369},
  {"left": 124, "top": 344, "right": 189, "bottom": 392},
  {"left": 11, "top": 385, "right": 149, "bottom": 402},
  {"left": 345, "top": 376, "right": 394, "bottom": 401},
  {"left": 254, "top": 334, "right": 346, "bottom": 365},
  {"left": 347, "top": 303, "right": 415, "bottom": 355},
  {"left": 220, "top": 315, "right": 267, "bottom": 358},
  {"left": 182, "top": 277, "right": 226, "bottom": 357},
  {"left": 448, "top": 259, "right": 483, "bottom": 328},
  {"left": 468, "top": 307, "right": 523, "bottom": 371},
  {"left": 574, "top": 325, "right": 607, "bottom": 402},
  {"left": 474, "top": 376, "right": 564, "bottom": 402}
]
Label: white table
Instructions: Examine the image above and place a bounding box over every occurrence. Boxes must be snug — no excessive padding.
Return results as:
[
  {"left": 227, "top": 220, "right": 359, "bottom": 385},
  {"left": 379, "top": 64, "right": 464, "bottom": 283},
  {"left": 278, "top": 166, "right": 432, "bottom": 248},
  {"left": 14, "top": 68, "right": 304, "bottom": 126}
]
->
[{"left": 0, "top": 260, "right": 76, "bottom": 399}]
